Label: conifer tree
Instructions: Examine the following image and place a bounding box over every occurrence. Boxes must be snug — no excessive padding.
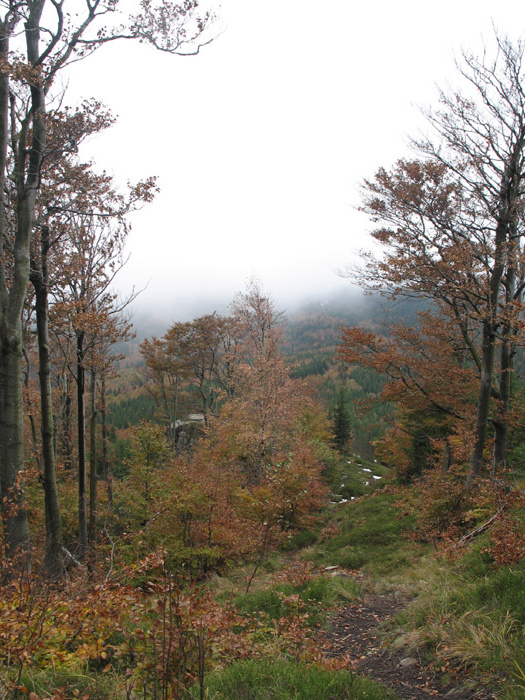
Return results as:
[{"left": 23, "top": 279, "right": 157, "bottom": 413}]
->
[{"left": 333, "top": 390, "right": 351, "bottom": 453}]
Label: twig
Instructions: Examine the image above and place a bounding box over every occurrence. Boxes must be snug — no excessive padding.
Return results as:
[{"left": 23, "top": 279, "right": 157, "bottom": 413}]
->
[
  {"left": 456, "top": 506, "right": 505, "bottom": 546},
  {"left": 61, "top": 546, "right": 84, "bottom": 568}
]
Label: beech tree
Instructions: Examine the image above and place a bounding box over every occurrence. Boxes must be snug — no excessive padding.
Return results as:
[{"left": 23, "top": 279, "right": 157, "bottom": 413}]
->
[
  {"left": 231, "top": 279, "right": 284, "bottom": 362},
  {"left": 0, "top": 0, "right": 214, "bottom": 567},
  {"left": 153, "top": 288, "right": 329, "bottom": 566},
  {"left": 339, "top": 311, "right": 479, "bottom": 479},
  {"left": 352, "top": 34, "right": 525, "bottom": 483},
  {"left": 140, "top": 314, "right": 244, "bottom": 436},
  {"left": 30, "top": 101, "right": 149, "bottom": 573},
  {"left": 220, "top": 283, "right": 297, "bottom": 482},
  {"left": 51, "top": 215, "right": 138, "bottom": 556},
  {"left": 332, "top": 389, "right": 351, "bottom": 453}
]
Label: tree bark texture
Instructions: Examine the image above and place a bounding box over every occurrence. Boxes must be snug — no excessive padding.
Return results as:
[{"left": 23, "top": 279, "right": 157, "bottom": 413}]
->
[
  {"left": 467, "top": 131, "right": 524, "bottom": 483},
  {"left": 100, "top": 373, "right": 113, "bottom": 505},
  {"left": 88, "top": 371, "right": 97, "bottom": 548},
  {"left": 31, "top": 226, "right": 62, "bottom": 576},
  {"left": 77, "top": 332, "right": 88, "bottom": 556}
]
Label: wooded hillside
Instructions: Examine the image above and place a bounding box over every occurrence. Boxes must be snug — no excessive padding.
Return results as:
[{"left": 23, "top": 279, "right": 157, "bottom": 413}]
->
[{"left": 0, "top": 6, "right": 523, "bottom": 699}]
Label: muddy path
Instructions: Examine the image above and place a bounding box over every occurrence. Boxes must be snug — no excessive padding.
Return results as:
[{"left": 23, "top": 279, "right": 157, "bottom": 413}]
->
[{"left": 321, "top": 592, "right": 500, "bottom": 700}]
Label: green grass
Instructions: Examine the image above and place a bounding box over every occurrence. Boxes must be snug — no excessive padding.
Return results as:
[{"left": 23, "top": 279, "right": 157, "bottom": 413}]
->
[
  {"left": 385, "top": 543, "right": 525, "bottom": 693},
  {"left": 232, "top": 574, "right": 359, "bottom": 626},
  {"left": 208, "top": 463, "right": 524, "bottom": 699},
  {"left": 186, "top": 658, "right": 396, "bottom": 699},
  {"left": 329, "top": 455, "right": 392, "bottom": 501},
  {"left": 14, "top": 667, "right": 121, "bottom": 699},
  {"left": 453, "top": 552, "right": 525, "bottom": 623},
  {"left": 313, "top": 491, "right": 418, "bottom": 575},
  {"left": 281, "top": 529, "right": 318, "bottom": 550},
  {"left": 234, "top": 587, "right": 285, "bottom": 619}
]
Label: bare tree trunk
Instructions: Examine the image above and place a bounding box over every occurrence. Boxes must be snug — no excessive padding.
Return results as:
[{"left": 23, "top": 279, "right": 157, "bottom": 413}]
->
[
  {"left": 77, "top": 331, "right": 88, "bottom": 556},
  {"left": 31, "top": 225, "right": 62, "bottom": 577},
  {"left": 88, "top": 370, "right": 97, "bottom": 548},
  {"left": 0, "top": 337, "right": 31, "bottom": 567},
  {"left": 468, "top": 321, "right": 496, "bottom": 485},
  {"left": 0, "top": 5, "right": 47, "bottom": 568},
  {"left": 100, "top": 372, "right": 113, "bottom": 505},
  {"left": 23, "top": 347, "right": 42, "bottom": 472},
  {"left": 468, "top": 133, "right": 523, "bottom": 485},
  {"left": 493, "top": 235, "right": 519, "bottom": 474},
  {"left": 493, "top": 336, "right": 513, "bottom": 474},
  {"left": 0, "top": 2, "right": 50, "bottom": 570},
  {"left": 62, "top": 378, "right": 73, "bottom": 472}
]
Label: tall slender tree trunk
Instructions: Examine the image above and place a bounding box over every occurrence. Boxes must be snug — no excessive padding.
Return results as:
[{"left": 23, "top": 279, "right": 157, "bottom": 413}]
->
[
  {"left": 62, "top": 377, "right": 73, "bottom": 472},
  {"left": 0, "top": 97, "right": 29, "bottom": 565},
  {"left": 88, "top": 370, "right": 97, "bottom": 548},
  {"left": 24, "top": 347, "right": 42, "bottom": 472},
  {"left": 0, "top": 35, "right": 11, "bottom": 552},
  {"left": 468, "top": 321, "right": 497, "bottom": 485},
  {"left": 493, "top": 245, "right": 518, "bottom": 474},
  {"left": 468, "top": 136, "right": 523, "bottom": 484},
  {"left": 0, "top": 3, "right": 47, "bottom": 567},
  {"left": 0, "top": 2, "right": 46, "bottom": 568},
  {"left": 493, "top": 334, "right": 512, "bottom": 473},
  {"left": 31, "top": 225, "right": 62, "bottom": 576},
  {"left": 493, "top": 364, "right": 510, "bottom": 474},
  {"left": 100, "top": 372, "right": 113, "bottom": 505},
  {"left": 77, "top": 331, "right": 88, "bottom": 556}
]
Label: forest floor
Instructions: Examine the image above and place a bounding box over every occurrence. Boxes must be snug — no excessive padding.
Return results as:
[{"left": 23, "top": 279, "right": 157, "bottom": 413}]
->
[{"left": 321, "top": 588, "right": 500, "bottom": 700}]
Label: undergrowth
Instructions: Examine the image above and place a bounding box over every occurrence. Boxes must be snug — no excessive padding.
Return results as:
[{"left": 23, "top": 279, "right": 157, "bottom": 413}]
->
[
  {"left": 1, "top": 455, "right": 524, "bottom": 699},
  {"left": 186, "top": 658, "right": 397, "bottom": 699},
  {"left": 312, "top": 491, "right": 422, "bottom": 576},
  {"left": 230, "top": 569, "right": 360, "bottom": 627}
]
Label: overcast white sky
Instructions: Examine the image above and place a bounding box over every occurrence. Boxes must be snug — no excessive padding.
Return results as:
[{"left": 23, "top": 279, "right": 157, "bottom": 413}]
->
[{"left": 64, "top": 0, "right": 525, "bottom": 322}]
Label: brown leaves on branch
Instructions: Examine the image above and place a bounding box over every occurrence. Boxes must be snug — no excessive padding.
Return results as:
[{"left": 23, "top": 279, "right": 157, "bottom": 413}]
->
[
  {"left": 345, "top": 33, "right": 525, "bottom": 481},
  {"left": 131, "top": 285, "right": 330, "bottom": 567}
]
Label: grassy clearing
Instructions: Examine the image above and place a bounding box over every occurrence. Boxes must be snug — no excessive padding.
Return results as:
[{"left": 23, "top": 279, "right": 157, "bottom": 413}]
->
[
  {"left": 306, "top": 455, "right": 422, "bottom": 577},
  {"left": 230, "top": 574, "right": 360, "bottom": 627},
  {"left": 312, "top": 491, "right": 422, "bottom": 577},
  {"left": 186, "top": 658, "right": 396, "bottom": 699},
  {"left": 329, "top": 455, "right": 391, "bottom": 502}
]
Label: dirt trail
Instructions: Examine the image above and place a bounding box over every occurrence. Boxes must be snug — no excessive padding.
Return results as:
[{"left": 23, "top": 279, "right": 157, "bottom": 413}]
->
[{"left": 321, "top": 591, "right": 499, "bottom": 700}]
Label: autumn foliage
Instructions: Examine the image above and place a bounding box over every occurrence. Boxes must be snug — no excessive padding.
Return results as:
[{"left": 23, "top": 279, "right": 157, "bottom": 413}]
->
[
  {"left": 0, "top": 281, "right": 336, "bottom": 698},
  {"left": 2, "top": 16, "right": 525, "bottom": 699},
  {"left": 117, "top": 285, "right": 330, "bottom": 572}
]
